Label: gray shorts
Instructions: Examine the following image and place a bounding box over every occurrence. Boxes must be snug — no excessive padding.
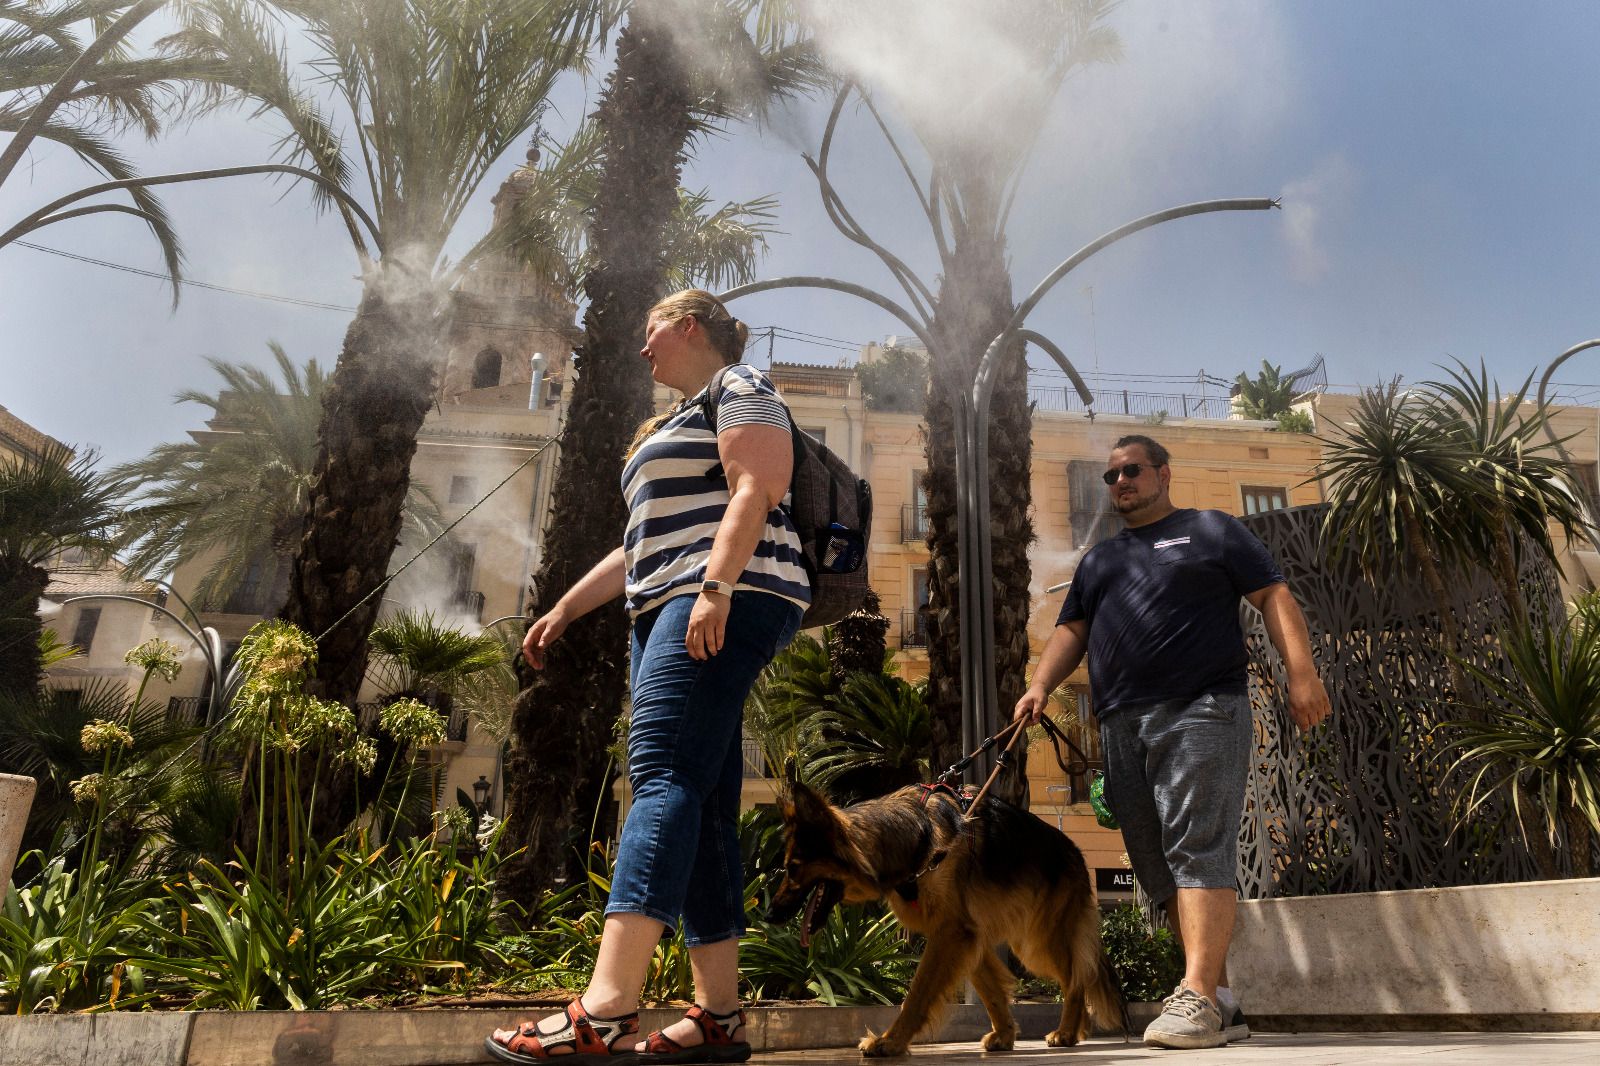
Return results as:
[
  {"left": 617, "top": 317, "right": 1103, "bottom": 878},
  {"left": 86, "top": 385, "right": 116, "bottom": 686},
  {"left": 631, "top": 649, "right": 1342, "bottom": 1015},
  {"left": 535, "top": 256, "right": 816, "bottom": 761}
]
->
[{"left": 1099, "top": 691, "right": 1252, "bottom": 905}]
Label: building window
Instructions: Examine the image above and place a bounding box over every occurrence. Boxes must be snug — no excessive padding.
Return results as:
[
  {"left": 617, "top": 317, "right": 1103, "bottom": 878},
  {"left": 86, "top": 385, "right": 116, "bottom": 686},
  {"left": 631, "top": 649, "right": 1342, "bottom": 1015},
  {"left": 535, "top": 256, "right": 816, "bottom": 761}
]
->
[
  {"left": 1241, "top": 485, "right": 1288, "bottom": 515},
  {"left": 70, "top": 607, "right": 101, "bottom": 655},
  {"left": 472, "top": 348, "right": 503, "bottom": 389},
  {"left": 800, "top": 425, "right": 827, "bottom": 447},
  {"left": 901, "top": 567, "right": 931, "bottom": 649},
  {"left": 1570, "top": 461, "right": 1600, "bottom": 517},
  {"left": 221, "top": 556, "right": 268, "bottom": 614},
  {"left": 902, "top": 469, "right": 929, "bottom": 542},
  {"left": 449, "top": 475, "right": 477, "bottom": 505},
  {"left": 1067, "top": 460, "right": 1116, "bottom": 548}
]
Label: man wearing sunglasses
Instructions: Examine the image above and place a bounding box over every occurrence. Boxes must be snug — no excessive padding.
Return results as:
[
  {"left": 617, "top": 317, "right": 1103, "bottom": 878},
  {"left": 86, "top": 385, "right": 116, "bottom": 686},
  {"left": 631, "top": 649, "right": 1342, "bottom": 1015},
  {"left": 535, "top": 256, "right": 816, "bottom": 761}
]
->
[{"left": 1014, "top": 433, "right": 1330, "bottom": 1051}]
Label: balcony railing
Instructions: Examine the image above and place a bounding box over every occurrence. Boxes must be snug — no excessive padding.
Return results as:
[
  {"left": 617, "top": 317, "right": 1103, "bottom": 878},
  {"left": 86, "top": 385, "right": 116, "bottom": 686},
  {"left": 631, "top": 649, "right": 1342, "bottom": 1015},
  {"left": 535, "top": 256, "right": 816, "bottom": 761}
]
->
[
  {"left": 741, "top": 736, "right": 768, "bottom": 778},
  {"left": 900, "top": 609, "right": 929, "bottom": 650},
  {"left": 901, "top": 503, "right": 929, "bottom": 543},
  {"left": 1028, "top": 385, "right": 1233, "bottom": 421},
  {"left": 167, "top": 696, "right": 211, "bottom": 726}
]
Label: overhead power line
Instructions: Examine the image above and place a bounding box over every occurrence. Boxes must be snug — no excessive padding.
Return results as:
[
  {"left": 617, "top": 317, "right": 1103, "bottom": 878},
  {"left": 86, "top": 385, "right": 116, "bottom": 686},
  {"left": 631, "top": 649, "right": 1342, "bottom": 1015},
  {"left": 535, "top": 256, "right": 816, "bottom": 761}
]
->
[
  {"left": 12, "top": 239, "right": 877, "bottom": 351},
  {"left": 13, "top": 240, "right": 358, "bottom": 312}
]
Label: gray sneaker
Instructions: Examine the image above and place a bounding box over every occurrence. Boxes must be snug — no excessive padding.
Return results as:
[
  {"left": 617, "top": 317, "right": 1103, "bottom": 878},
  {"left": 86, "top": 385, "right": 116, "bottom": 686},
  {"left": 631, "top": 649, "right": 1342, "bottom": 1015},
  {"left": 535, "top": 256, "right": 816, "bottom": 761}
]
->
[{"left": 1142, "top": 986, "right": 1225, "bottom": 1050}]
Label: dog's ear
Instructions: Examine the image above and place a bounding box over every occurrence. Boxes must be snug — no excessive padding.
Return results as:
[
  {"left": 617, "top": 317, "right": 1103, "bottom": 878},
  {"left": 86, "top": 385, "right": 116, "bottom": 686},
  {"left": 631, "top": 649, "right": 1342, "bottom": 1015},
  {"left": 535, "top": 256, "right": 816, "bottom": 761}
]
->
[
  {"left": 782, "top": 754, "right": 798, "bottom": 786},
  {"left": 788, "top": 780, "right": 833, "bottom": 826}
]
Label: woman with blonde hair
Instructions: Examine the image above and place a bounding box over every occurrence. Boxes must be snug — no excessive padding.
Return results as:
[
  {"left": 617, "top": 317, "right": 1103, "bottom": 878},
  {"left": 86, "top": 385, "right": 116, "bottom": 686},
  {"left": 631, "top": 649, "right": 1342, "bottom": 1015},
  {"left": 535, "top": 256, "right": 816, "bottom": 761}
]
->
[{"left": 488, "top": 290, "right": 808, "bottom": 1066}]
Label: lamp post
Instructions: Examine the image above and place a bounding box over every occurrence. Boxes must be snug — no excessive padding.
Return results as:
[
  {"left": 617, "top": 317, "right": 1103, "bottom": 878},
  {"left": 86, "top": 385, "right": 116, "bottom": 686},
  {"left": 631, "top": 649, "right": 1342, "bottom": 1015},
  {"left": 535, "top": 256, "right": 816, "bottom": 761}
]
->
[{"left": 472, "top": 773, "right": 492, "bottom": 811}]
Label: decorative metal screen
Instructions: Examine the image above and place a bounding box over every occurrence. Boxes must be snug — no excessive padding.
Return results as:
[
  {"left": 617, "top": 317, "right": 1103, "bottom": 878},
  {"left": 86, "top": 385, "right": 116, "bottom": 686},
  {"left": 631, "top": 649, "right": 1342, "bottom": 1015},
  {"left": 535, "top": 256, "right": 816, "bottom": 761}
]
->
[{"left": 1235, "top": 504, "right": 1562, "bottom": 898}]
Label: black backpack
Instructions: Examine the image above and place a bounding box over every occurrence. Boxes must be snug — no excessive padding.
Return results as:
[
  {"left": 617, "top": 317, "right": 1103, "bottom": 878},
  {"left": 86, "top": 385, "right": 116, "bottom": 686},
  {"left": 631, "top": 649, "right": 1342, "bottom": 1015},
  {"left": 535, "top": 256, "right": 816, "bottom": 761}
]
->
[{"left": 703, "top": 366, "right": 872, "bottom": 628}]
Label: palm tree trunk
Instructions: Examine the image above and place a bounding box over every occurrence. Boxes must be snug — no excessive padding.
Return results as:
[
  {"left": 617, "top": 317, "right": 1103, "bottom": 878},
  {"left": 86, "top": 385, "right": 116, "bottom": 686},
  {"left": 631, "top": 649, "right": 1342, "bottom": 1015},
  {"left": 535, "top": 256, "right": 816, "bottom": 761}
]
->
[
  {"left": 0, "top": 558, "right": 48, "bottom": 701},
  {"left": 1488, "top": 510, "right": 1527, "bottom": 630},
  {"left": 278, "top": 283, "right": 448, "bottom": 838},
  {"left": 1563, "top": 799, "right": 1594, "bottom": 879},
  {"left": 501, "top": 7, "right": 695, "bottom": 906},
  {"left": 281, "top": 286, "right": 445, "bottom": 705},
  {"left": 1398, "top": 496, "right": 1465, "bottom": 695},
  {"left": 1518, "top": 781, "right": 1562, "bottom": 879},
  {"left": 923, "top": 226, "right": 1033, "bottom": 803}
]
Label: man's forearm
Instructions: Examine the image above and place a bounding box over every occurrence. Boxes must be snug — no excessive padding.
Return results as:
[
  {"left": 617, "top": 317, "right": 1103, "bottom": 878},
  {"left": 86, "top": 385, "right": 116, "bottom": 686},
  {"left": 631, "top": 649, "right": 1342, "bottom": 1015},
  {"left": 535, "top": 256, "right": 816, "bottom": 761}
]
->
[
  {"left": 1259, "top": 585, "right": 1316, "bottom": 678},
  {"left": 1030, "top": 623, "right": 1087, "bottom": 694}
]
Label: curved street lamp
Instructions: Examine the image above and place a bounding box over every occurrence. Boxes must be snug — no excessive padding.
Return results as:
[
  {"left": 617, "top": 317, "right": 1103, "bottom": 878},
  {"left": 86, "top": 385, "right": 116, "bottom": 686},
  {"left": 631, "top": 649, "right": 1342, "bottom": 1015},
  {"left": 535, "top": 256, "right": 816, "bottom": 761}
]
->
[
  {"left": 56, "top": 585, "right": 242, "bottom": 730},
  {"left": 1537, "top": 339, "right": 1600, "bottom": 561},
  {"left": 723, "top": 195, "right": 1280, "bottom": 769}
]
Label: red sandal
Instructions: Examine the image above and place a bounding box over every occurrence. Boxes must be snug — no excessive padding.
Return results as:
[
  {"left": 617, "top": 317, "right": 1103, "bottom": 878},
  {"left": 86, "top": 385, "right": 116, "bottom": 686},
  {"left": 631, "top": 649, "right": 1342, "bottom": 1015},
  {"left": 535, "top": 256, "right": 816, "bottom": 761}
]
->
[
  {"left": 486, "top": 998, "right": 641, "bottom": 1065},
  {"left": 638, "top": 1004, "right": 751, "bottom": 1064}
]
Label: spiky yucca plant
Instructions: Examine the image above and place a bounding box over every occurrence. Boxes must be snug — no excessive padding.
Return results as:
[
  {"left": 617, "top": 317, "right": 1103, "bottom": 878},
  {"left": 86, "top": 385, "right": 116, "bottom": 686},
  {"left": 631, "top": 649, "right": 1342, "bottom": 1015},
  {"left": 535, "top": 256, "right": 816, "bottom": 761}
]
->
[{"left": 1449, "top": 614, "right": 1600, "bottom": 878}]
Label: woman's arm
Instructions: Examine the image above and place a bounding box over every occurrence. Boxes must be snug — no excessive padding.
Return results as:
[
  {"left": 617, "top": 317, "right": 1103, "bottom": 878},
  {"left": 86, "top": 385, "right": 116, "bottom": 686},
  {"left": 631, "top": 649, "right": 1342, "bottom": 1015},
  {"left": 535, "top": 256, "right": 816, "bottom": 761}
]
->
[
  {"left": 521, "top": 545, "right": 626, "bottom": 669},
  {"left": 686, "top": 422, "right": 794, "bottom": 659}
]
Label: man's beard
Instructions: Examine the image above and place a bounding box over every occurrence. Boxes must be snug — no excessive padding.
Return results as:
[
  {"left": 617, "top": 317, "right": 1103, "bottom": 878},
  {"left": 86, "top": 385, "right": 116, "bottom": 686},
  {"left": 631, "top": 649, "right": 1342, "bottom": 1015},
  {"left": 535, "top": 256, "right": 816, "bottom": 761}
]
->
[{"left": 1114, "top": 488, "right": 1160, "bottom": 515}]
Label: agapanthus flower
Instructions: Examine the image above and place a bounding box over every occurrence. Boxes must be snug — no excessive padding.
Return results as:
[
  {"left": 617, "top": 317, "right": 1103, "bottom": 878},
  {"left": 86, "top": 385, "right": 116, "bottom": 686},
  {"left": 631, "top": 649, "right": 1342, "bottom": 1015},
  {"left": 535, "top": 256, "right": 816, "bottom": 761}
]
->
[
  {"left": 80, "top": 719, "right": 133, "bottom": 754},
  {"left": 380, "top": 697, "right": 446, "bottom": 747},
  {"left": 70, "top": 773, "right": 104, "bottom": 803},
  {"left": 124, "top": 637, "right": 183, "bottom": 682}
]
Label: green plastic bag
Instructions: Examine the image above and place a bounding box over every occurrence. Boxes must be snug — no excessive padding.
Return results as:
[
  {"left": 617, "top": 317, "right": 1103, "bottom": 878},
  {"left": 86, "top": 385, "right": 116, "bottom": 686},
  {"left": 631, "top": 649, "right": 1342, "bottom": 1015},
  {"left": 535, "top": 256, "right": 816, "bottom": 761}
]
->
[{"left": 1089, "top": 772, "right": 1118, "bottom": 830}]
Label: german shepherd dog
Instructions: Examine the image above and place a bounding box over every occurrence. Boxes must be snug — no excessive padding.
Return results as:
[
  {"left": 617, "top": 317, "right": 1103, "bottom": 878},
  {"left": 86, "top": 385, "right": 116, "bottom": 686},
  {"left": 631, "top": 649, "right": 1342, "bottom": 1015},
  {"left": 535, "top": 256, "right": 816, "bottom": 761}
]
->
[{"left": 771, "top": 781, "right": 1125, "bottom": 1057}]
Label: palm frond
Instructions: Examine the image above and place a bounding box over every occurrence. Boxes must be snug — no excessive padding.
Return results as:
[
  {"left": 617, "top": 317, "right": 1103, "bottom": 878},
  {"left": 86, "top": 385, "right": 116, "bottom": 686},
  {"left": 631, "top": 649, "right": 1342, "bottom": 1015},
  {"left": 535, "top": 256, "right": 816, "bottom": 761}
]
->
[
  {"left": 1446, "top": 616, "right": 1600, "bottom": 858},
  {"left": 0, "top": 441, "right": 120, "bottom": 567}
]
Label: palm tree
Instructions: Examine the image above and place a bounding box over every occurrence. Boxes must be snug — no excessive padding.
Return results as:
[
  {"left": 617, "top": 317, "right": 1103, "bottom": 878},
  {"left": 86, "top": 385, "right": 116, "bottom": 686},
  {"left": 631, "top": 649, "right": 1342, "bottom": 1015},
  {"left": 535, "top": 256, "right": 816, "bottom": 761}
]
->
[
  {"left": 0, "top": 442, "right": 120, "bottom": 700},
  {"left": 829, "top": 588, "right": 890, "bottom": 676},
  {"left": 0, "top": 677, "right": 234, "bottom": 871},
  {"left": 364, "top": 610, "right": 514, "bottom": 835},
  {"left": 1315, "top": 382, "right": 1481, "bottom": 674},
  {"left": 909, "top": 1, "right": 1119, "bottom": 780},
  {"left": 1, "top": 1, "right": 188, "bottom": 287},
  {"left": 163, "top": 0, "right": 602, "bottom": 707},
  {"left": 804, "top": 671, "right": 930, "bottom": 803},
  {"left": 1234, "top": 360, "right": 1298, "bottom": 420},
  {"left": 1421, "top": 359, "right": 1584, "bottom": 630},
  {"left": 1449, "top": 612, "right": 1600, "bottom": 878},
  {"left": 367, "top": 609, "right": 513, "bottom": 711},
  {"left": 109, "top": 345, "right": 440, "bottom": 614},
  {"left": 501, "top": 0, "right": 822, "bottom": 899}
]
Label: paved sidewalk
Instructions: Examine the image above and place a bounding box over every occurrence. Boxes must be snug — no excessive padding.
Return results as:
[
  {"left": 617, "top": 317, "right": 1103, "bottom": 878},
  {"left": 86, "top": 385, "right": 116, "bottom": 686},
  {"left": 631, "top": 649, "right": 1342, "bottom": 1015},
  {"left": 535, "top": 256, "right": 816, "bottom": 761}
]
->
[{"left": 747, "top": 1033, "right": 1600, "bottom": 1065}]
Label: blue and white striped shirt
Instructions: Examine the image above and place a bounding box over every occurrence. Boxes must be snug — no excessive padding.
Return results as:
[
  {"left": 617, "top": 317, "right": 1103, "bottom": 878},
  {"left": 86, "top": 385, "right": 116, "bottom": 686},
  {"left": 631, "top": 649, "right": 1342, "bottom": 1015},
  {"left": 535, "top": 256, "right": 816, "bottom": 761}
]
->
[{"left": 621, "top": 364, "right": 811, "bottom": 617}]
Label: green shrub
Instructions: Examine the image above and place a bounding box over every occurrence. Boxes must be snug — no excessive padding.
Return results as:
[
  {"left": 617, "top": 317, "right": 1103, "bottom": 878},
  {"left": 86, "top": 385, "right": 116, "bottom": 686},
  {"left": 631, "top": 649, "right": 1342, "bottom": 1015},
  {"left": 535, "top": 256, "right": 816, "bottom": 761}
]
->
[
  {"left": 1276, "top": 409, "right": 1314, "bottom": 433},
  {"left": 1100, "top": 903, "right": 1184, "bottom": 1002},
  {"left": 0, "top": 852, "right": 162, "bottom": 1013},
  {"left": 741, "top": 904, "right": 917, "bottom": 1005}
]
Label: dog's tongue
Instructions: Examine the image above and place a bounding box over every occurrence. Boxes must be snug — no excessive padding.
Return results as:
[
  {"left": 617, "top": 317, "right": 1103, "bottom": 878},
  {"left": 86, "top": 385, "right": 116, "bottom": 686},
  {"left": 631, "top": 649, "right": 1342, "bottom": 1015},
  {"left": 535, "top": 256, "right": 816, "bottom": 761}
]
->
[{"left": 800, "top": 885, "right": 820, "bottom": 948}]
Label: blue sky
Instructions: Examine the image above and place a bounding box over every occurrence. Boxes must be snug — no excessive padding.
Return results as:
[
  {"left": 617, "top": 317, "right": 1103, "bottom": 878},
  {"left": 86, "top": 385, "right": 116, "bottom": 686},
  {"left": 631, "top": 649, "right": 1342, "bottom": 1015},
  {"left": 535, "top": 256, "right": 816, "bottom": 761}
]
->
[{"left": 7, "top": 1, "right": 1600, "bottom": 468}]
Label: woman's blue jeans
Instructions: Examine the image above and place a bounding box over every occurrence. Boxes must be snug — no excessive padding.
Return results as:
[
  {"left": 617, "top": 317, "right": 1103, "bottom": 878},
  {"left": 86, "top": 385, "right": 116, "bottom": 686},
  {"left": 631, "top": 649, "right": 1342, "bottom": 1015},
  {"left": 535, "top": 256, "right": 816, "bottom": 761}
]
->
[{"left": 606, "top": 590, "right": 802, "bottom": 946}]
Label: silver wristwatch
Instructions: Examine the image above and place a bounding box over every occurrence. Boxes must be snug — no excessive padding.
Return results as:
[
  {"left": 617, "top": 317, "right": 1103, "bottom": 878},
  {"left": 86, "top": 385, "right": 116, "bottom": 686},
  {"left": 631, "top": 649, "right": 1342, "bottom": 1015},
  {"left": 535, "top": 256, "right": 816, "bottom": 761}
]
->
[{"left": 701, "top": 579, "right": 732, "bottom": 597}]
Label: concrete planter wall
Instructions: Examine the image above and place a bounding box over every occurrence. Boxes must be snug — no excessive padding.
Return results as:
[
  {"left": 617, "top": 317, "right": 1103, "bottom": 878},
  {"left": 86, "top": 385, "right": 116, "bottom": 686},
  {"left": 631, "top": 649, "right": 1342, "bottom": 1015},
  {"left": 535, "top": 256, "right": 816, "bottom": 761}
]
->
[
  {"left": 1229, "top": 876, "right": 1600, "bottom": 1030},
  {"left": 0, "top": 773, "right": 37, "bottom": 888},
  {"left": 0, "top": 1002, "right": 1117, "bottom": 1066}
]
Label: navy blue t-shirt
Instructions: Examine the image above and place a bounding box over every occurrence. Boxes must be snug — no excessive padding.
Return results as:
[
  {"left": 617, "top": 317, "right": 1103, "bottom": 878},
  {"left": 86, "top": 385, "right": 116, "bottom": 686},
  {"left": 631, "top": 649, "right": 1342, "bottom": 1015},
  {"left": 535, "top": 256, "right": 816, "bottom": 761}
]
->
[{"left": 1055, "top": 508, "right": 1284, "bottom": 717}]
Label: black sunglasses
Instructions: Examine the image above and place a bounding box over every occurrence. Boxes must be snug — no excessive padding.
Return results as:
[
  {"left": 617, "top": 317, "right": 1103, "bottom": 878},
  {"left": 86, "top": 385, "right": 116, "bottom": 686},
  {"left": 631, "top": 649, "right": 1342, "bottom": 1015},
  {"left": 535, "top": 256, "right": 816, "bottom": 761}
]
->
[{"left": 1102, "top": 463, "right": 1157, "bottom": 485}]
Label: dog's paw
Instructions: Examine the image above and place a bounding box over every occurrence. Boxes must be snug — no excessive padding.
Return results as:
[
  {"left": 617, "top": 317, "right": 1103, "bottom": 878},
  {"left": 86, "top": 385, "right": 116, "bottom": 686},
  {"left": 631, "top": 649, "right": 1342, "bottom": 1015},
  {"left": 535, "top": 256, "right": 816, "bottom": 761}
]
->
[
  {"left": 859, "top": 1031, "right": 911, "bottom": 1058},
  {"left": 1043, "top": 1029, "right": 1080, "bottom": 1048},
  {"left": 980, "top": 1029, "right": 1016, "bottom": 1052}
]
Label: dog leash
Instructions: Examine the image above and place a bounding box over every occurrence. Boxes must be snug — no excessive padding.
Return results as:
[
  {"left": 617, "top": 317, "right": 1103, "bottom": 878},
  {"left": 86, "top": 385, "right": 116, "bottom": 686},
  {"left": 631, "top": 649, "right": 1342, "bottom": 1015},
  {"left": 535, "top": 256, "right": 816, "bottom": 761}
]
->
[{"left": 933, "top": 715, "right": 1095, "bottom": 818}]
